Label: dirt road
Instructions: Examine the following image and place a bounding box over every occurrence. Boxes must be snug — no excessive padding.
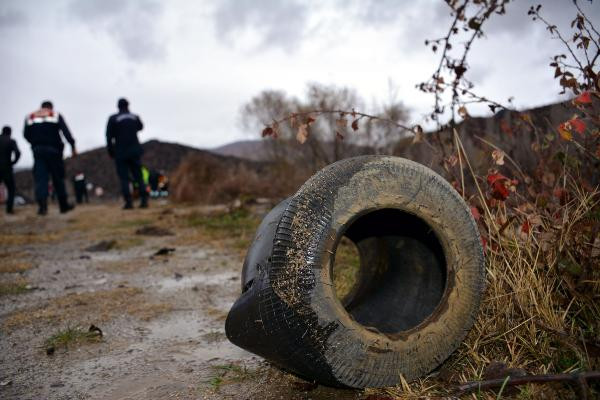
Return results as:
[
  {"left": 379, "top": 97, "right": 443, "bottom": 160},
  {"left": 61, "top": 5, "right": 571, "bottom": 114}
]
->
[{"left": 0, "top": 202, "right": 362, "bottom": 400}]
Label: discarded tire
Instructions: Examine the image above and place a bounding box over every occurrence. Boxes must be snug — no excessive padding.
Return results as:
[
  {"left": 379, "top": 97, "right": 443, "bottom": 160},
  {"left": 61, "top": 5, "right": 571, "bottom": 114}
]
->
[{"left": 225, "top": 156, "right": 485, "bottom": 388}]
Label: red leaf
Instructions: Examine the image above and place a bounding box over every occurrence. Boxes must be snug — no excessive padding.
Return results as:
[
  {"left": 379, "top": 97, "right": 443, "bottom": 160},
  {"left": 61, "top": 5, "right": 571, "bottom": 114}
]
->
[
  {"left": 481, "top": 236, "right": 487, "bottom": 253},
  {"left": 261, "top": 127, "right": 274, "bottom": 137},
  {"left": 521, "top": 220, "right": 531, "bottom": 234},
  {"left": 487, "top": 172, "right": 508, "bottom": 185},
  {"left": 351, "top": 119, "right": 359, "bottom": 131},
  {"left": 306, "top": 116, "right": 316, "bottom": 125},
  {"left": 491, "top": 181, "right": 510, "bottom": 200},
  {"left": 569, "top": 118, "right": 586, "bottom": 135},
  {"left": 470, "top": 206, "right": 481, "bottom": 221},
  {"left": 573, "top": 91, "right": 592, "bottom": 105},
  {"left": 336, "top": 131, "right": 344, "bottom": 140}
]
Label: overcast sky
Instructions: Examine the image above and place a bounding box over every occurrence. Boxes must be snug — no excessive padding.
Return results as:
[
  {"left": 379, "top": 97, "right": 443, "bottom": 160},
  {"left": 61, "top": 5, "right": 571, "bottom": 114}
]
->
[{"left": 1, "top": 0, "right": 597, "bottom": 166}]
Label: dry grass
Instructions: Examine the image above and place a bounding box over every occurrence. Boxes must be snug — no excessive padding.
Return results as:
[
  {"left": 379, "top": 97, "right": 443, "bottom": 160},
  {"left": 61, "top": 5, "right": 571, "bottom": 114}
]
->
[
  {"left": 170, "top": 154, "right": 304, "bottom": 204},
  {"left": 0, "top": 277, "right": 29, "bottom": 296},
  {"left": 0, "top": 252, "right": 34, "bottom": 273},
  {"left": 96, "top": 258, "right": 149, "bottom": 274},
  {"left": 172, "top": 208, "right": 261, "bottom": 256},
  {"left": 2, "top": 287, "right": 172, "bottom": 331},
  {"left": 0, "top": 232, "right": 62, "bottom": 246},
  {"left": 375, "top": 149, "right": 600, "bottom": 398},
  {"left": 333, "top": 237, "right": 361, "bottom": 300}
]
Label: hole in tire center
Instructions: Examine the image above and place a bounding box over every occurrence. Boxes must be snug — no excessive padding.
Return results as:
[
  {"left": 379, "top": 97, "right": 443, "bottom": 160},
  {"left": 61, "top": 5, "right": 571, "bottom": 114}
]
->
[{"left": 332, "top": 208, "right": 447, "bottom": 335}]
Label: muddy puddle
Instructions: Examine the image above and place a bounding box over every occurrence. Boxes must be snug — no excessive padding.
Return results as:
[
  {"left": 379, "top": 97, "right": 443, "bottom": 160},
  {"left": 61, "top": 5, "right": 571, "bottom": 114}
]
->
[{"left": 0, "top": 203, "right": 366, "bottom": 400}]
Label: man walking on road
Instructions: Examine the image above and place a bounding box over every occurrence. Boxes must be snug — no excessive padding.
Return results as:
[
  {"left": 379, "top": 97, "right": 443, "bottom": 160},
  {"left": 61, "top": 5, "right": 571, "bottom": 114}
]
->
[
  {"left": 106, "top": 98, "right": 148, "bottom": 209},
  {"left": 24, "top": 101, "right": 76, "bottom": 215},
  {"left": 0, "top": 126, "right": 21, "bottom": 214}
]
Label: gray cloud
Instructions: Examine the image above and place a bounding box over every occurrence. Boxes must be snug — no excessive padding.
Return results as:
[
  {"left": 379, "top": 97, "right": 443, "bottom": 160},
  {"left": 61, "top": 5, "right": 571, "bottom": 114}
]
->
[
  {"left": 0, "top": 7, "right": 27, "bottom": 29},
  {"left": 68, "top": 0, "right": 166, "bottom": 62},
  {"left": 213, "top": 0, "right": 309, "bottom": 52}
]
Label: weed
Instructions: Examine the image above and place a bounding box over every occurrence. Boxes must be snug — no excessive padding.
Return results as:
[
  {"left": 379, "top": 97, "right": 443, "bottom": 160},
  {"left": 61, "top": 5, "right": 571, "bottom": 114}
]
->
[
  {"left": 206, "top": 363, "right": 260, "bottom": 391},
  {"left": 0, "top": 256, "right": 33, "bottom": 273},
  {"left": 0, "top": 279, "right": 29, "bottom": 296},
  {"left": 207, "top": 376, "right": 223, "bottom": 390},
  {"left": 45, "top": 326, "right": 102, "bottom": 351}
]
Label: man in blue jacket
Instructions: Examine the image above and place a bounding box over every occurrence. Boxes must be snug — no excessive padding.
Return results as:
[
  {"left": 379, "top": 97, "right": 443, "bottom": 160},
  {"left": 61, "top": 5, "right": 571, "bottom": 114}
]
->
[
  {"left": 24, "top": 101, "right": 76, "bottom": 215},
  {"left": 0, "top": 126, "right": 21, "bottom": 214},
  {"left": 106, "top": 98, "right": 148, "bottom": 209}
]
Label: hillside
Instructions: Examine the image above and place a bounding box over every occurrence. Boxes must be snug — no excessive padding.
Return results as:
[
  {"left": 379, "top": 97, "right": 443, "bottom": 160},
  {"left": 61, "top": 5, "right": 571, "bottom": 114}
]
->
[{"left": 13, "top": 140, "right": 264, "bottom": 201}]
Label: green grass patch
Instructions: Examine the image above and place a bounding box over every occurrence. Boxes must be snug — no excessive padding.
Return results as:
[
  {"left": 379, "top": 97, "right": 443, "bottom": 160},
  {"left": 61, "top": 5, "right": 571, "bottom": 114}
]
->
[
  {"left": 45, "top": 326, "right": 102, "bottom": 351},
  {"left": 184, "top": 208, "right": 260, "bottom": 252},
  {"left": 114, "top": 237, "right": 145, "bottom": 250},
  {"left": 206, "top": 363, "right": 260, "bottom": 391},
  {"left": 110, "top": 218, "right": 153, "bottom": 229},
  {"left": 0, "top": 280, "right": 29, "bottom": 296},
  {"left": 187, "top": 209, "right": 259, "bottom": 232}
]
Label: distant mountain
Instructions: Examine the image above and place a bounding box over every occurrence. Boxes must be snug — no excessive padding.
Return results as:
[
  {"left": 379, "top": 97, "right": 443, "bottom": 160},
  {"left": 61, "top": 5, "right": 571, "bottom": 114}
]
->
[
  {"left": 212, "top": 140, "right": 271, "bottom": 161},
  {"left": 213, "top": 138, "right": 378, "bottom": 165},
  {"left": 13, "top": 139, "right": 257, "bottom": 201}
]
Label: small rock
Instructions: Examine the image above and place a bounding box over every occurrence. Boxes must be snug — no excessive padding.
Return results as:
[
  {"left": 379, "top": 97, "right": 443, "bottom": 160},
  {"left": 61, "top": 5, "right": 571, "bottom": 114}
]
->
[
  {"left": 64, "top": 284, "right": 81, "bottom": 290},
  {"left": 135, "top": 225, "right": 174, "bottom": 236},
  {"left": 174, "top": 272, "right": 183, "bottom": 280},
  {"left": 84, "top": 240, "right": 116, "bottom": 252},
  {"left": 46, "top": 346, "right": 55, "bottom": 356},
  {"left": 54, "top": 270, "right": 61, "bottom": 274},
  {"left": 0, "top": 379, "right": 12, "bottom": 386},
  {"left": 153, "top": 247, "right": 175, "bottom": 256},
  {"left": 88, "top": 324, "right": 103, "bottom": 337}
]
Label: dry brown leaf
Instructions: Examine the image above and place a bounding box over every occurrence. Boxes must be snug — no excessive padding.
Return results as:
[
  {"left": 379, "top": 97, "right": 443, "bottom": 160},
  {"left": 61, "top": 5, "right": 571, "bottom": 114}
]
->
[
  {"left": 296, "top": 124, "right": 308, "bottom": 144},
  {"left": 491, "top": 149, "right": 505, "bottom": 165}
]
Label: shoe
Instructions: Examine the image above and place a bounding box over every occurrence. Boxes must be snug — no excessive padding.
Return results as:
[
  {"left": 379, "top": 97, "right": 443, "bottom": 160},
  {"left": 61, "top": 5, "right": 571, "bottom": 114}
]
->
[
  {"left": 37, "top": 200, "right": 48, "bottom": 216},
  {"left": 60, "top": 203, "right": 75, "bottom": 214},
  {"left": 123, "top": 203, "right": 134, "bottom": 210}
]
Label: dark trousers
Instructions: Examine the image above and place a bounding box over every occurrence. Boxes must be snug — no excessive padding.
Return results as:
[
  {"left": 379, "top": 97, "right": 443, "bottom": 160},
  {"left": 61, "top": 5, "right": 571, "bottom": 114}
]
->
[
  {"left": 74, "top": 182, "right": 88, "bottom": 204},
  {"left": 0, "top": 168, "right": 15, "bottom": 213},
  {"left": 115, "top": 156, "right": 147, "bottom": 204},
  {"left": 33, "top": 149, "right": 68, "bottom": 209}
]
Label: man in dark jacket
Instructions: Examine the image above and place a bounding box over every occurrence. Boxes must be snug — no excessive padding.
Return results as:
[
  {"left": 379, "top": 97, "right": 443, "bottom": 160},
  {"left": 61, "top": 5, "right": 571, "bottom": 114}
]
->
[
  {"left": 0, "top": 126, "right": 21, "bottom": 214},
  {"left": 106, "top": 98, "right": 148, "bottom": 209},
  {"left": 24, "top": 101, "right": 76, "bottom": 215}
]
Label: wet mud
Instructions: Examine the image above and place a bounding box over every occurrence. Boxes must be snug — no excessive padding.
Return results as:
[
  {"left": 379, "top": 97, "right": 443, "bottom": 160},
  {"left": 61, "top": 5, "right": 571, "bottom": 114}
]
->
[{"left": 0, "top": 202, "right": 363, "bottom": 400}]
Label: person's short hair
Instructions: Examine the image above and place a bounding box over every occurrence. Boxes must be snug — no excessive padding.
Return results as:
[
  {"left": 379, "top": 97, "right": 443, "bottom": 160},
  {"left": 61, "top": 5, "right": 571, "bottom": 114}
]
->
[
  {"left": 117, "top": 98, "right": 129, "bottom": 110},
  {"left": 41, "top": 100, "right": 53, "bottom": 109},
  {"left": 1, "top": 126, "right": 11, "bottom": 136}
]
